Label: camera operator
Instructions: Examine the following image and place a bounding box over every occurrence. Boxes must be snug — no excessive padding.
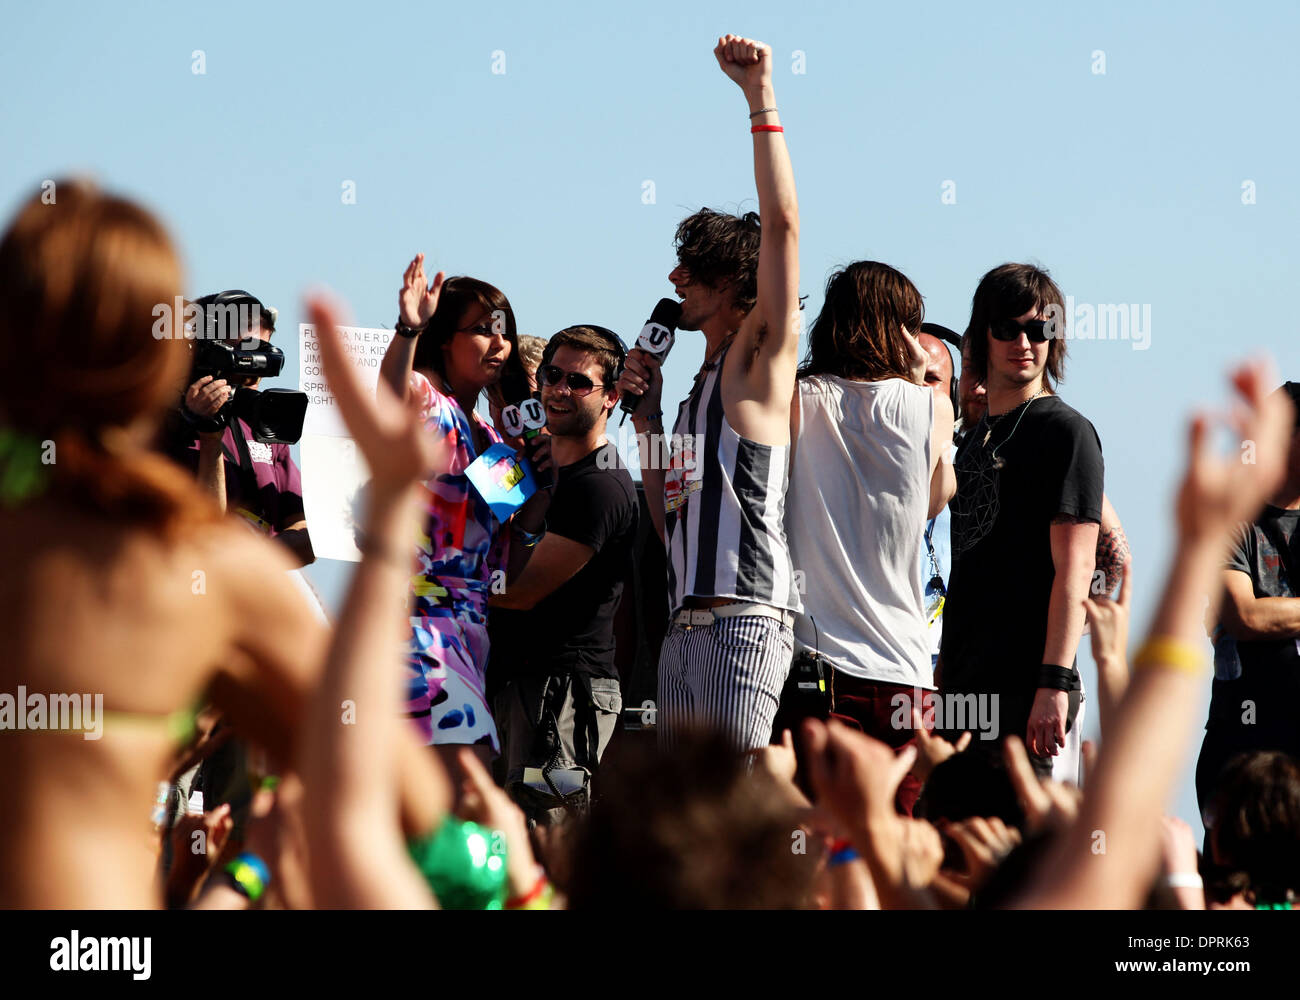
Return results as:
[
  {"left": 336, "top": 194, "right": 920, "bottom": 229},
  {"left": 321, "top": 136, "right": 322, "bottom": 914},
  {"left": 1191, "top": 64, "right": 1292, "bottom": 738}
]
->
[{"left": 164, "top": 290, "right": 314, "bottom": 566}]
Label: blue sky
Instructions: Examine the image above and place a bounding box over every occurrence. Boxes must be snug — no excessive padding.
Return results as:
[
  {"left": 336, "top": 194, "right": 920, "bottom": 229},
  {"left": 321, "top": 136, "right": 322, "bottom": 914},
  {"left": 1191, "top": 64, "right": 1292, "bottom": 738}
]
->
[{"left": 5, "top": 0, "right": 1298, "bottom": 838}]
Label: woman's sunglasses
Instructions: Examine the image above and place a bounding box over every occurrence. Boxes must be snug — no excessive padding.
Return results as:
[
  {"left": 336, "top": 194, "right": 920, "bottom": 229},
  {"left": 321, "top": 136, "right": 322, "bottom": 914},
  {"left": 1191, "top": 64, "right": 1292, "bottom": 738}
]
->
[
  {"left": 991, "top": 318, "right": 1050, "bottom": 343},
  {"left": 538, "top": 364, "right": 609, "bottom": 396}
]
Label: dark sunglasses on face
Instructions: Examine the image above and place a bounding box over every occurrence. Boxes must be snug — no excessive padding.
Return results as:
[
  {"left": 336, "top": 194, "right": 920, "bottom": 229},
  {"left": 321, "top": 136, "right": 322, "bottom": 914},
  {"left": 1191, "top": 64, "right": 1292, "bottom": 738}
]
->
[
  {"left": 991, "top": 317, "right": 1050, "bottom": 343},
  {"left": 538, "top": 364, "right": 608, "bottom": 396}
]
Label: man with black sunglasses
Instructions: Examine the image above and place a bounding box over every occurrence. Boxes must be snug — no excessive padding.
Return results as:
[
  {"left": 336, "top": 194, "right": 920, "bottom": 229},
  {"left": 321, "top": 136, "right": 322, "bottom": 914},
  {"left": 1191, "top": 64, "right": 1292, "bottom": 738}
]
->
[
  {"left": 939, "top": 263, "right": 1105, "bottom": 779},
  {"left": 487, "top": 325, "right": 638, "bottom": 826}
]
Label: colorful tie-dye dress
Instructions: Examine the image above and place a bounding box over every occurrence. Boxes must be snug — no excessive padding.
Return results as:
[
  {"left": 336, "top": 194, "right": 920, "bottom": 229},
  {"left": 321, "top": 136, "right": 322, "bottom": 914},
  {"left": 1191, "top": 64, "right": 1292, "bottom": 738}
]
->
[{"left": 406, "top": 371, "right": 510, "bottom": 753}]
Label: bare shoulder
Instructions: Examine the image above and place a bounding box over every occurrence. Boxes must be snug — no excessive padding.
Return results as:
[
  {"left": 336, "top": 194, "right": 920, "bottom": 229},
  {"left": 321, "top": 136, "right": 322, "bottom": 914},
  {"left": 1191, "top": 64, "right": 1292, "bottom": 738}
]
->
[{"left": 185, "top": 520, "right": 304, "bottom": 609}]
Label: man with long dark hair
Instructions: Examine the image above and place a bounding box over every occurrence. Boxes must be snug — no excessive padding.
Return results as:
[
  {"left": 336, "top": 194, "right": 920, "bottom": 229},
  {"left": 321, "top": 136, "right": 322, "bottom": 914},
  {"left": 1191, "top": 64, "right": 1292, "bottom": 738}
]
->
[
  {"left": 783, "top": 262, "right": 955, "bottom": 813},
  {"left": 617, "top": 35, "right": 802, "bottom": 753},
  {"left": 940, "top": 263, "right": 1104, "bottom": 777}
]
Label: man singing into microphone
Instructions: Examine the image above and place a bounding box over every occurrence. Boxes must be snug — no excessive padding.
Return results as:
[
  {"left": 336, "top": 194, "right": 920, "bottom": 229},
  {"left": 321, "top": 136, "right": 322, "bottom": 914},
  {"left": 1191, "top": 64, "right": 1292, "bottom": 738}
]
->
[{"left": 618, "top": 34, "right": 802, "bottom": 753}]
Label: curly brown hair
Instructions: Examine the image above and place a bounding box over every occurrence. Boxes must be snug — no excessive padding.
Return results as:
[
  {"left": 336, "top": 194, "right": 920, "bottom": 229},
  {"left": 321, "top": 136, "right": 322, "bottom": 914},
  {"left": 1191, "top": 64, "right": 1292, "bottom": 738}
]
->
[{"left": 674, "top": 208, "right": 761, "bottom": 315}]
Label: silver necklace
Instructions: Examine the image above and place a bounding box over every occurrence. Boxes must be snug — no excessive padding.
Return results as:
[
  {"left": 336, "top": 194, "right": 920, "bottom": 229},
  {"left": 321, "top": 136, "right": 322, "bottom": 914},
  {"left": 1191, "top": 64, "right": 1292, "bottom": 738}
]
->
[{"left": 985, "top": 388, "right": 1047, "bottom": 469}]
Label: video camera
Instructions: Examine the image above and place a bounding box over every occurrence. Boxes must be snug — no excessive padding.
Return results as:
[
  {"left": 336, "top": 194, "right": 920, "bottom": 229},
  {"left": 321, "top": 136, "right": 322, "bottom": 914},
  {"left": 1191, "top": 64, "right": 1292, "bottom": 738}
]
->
[{"left": 182, "top": 290, "right": 308, "bottom": 445}]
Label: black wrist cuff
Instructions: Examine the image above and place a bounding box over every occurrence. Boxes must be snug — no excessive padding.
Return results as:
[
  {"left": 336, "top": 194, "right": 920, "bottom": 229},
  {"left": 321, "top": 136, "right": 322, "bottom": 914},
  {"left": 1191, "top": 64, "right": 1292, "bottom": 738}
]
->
[
  {"left": 1037, "top": 664, "right": 1076, "bottom": 691},
  {"left": 395, "top": 321, "right": 425, "bottom": 339},
  {"left": 180, "top": 403, "right": 227, "bottom": 435}
]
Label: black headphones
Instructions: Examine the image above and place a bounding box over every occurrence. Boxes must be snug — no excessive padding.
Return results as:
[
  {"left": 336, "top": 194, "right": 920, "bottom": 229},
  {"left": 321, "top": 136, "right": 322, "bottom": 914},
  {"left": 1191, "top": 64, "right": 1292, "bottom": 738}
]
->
[
  {"left": 546, "top": 324, "right": 628, "bottom": 385},
  {"left": 920, "top": 322, "right": 961, "bottom": 421},
  {"left": 191, "top": 289, "right": 274, "bottom": 339}
]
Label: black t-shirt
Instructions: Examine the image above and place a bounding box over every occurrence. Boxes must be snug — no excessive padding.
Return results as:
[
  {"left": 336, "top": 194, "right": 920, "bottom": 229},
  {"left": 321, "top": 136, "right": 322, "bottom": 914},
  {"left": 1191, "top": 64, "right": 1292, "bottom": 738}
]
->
[
  {"left": 488, "top": 442, "right": 638, "bottom": 683},
  {"left": 1208, "top": 507, "right": 1300, "bottom": 732},
  {"left": 940, "top": 394, "right": 1104, "bottom": 723}
]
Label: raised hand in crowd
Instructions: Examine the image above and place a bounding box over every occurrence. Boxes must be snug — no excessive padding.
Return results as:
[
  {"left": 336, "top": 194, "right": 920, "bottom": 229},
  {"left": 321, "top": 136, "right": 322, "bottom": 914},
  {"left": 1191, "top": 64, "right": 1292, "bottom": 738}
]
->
[
  {"left": 929, "top": 815, "right": 1024, "bottom": 907},
  {"left": 300, "top": 290, "right": 452, "bottom": 908},
  {"left": 164, "top": 803, "right": 233, "bottom": 908},
  {"left": 1158, "top": 815, "right": 1205, "bottom": 910},
  {"left": 802, "top": 718, "right": 940, "bottom": 908},
  {"left": 1003, "top": 736, "right": 1082, "bottom": 835},
  {"left": 910, "top": 707, "right": 972, "bottom": 783},
  {"left": 944, "top": 816, "right": 1022, "bottom": 888},
  {"left": 1017, "top": 357, "right": 1293, "bottom": 909},
  {"left": 1084, "top": 558, "right": 1132, "bottom": 738},
  {"left": 454, "top": 748, "right": 548, "bottom": 906}
]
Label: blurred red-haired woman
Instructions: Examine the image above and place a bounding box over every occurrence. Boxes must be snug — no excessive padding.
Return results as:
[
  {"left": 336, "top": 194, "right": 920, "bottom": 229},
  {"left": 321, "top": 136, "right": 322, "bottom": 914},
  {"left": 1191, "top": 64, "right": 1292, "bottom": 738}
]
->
[{"left": 0, "top": 180, "right": 324, "bottom": 908}]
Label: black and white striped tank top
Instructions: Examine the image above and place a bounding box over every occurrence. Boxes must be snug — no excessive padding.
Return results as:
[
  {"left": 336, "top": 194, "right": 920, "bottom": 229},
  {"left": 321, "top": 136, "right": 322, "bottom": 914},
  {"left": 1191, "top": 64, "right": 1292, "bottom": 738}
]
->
[{"left": 663, "top": 342, "right": 803, "bottom": 616}]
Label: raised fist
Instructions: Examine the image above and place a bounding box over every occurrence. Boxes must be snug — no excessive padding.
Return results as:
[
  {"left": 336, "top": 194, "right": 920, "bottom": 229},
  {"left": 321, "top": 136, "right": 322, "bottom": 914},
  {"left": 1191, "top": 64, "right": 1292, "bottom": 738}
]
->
[{"left": 713, "top": 34, "right": 772, "bottom": 94}]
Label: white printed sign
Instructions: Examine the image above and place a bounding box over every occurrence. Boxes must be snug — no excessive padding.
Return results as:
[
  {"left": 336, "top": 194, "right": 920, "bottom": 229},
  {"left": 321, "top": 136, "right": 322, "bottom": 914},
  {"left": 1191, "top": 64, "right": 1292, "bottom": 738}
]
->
[
  {"left": 298, "top": 323, "right": 395, "bottom": 562},
  {"left": 298, "top": 323, "right": 395, "bottom": 438},
  {"left": 299, "top": 435, "right": 370, "bottom": 562}
]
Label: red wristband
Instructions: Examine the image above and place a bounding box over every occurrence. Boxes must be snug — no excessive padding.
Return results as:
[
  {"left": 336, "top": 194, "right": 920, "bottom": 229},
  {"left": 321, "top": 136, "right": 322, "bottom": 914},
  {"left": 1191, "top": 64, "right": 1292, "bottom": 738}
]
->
[
  {"left": 505, "top": 871, "right": 549, "bottom": 909},
  {"left": 751, "top": 124, "right": 784, "bottom": 133}
]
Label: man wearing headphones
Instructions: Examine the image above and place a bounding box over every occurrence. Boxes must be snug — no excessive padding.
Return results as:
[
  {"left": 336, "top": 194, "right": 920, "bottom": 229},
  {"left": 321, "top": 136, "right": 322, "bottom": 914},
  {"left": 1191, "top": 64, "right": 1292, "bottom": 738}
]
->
[
  {"left": 166, "top": 290, "right": 314, "bottom": 567},
  {"left": 487, "top": 325, "right": 639, "bottom": 826}
]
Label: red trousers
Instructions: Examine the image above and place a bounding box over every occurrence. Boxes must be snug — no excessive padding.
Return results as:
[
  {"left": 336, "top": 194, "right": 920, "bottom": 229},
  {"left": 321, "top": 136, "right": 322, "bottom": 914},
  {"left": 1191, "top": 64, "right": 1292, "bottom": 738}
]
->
[{"left": 828, "top": 673, "right": 934, "bottom": 817}]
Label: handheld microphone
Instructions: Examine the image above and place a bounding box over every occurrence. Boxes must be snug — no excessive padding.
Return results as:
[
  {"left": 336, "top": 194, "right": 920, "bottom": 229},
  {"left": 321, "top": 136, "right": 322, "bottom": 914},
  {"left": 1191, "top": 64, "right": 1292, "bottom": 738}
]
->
[
  {"left": 620, "top": 298, "right": 682, "bottom": 416},
  {"left": 499, "top": 369, "right": 553, "bottom": 491}
]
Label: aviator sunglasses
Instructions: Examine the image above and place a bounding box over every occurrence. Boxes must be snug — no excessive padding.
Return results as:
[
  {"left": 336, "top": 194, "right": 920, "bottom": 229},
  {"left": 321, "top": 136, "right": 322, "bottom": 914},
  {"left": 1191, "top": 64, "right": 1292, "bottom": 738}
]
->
[
  {"left": 535, "top": 325, "right": 628, "bottom": 397},
  {"left": 537, "top": 364, "right": 610, "bottom": 396}
]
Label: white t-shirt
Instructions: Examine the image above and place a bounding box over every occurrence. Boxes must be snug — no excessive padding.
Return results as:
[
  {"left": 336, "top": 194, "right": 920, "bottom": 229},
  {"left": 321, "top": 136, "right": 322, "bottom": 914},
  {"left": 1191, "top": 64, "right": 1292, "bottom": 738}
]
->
[{"left": 786, "top": 375, "right": 934, "bottom": 688}]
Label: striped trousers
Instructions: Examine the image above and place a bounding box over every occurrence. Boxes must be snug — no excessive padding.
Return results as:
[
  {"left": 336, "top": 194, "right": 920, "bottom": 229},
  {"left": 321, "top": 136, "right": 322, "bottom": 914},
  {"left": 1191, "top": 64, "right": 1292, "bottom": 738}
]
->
[{"left": 657, "top": 615, "right": 795, "bottom": 753}]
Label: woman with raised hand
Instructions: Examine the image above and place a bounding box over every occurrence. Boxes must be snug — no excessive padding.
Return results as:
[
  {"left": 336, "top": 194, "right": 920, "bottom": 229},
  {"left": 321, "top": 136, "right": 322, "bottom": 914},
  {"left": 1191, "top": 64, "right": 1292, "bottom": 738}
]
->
[
  {"left": 0, "top": 180, "right": 325, "bottom": 908},
  {"left": 378, "top": 256, "right": 541, "bottom": 770},
  {"left": 304, "top": 293, "right": 543, "bottom": 908}
]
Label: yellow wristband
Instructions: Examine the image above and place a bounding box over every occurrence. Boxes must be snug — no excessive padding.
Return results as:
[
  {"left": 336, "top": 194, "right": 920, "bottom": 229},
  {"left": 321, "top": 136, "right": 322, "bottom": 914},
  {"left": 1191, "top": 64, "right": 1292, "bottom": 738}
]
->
[{"left": 1132, "top": 636, "right": 1208, "bottom": 675}]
